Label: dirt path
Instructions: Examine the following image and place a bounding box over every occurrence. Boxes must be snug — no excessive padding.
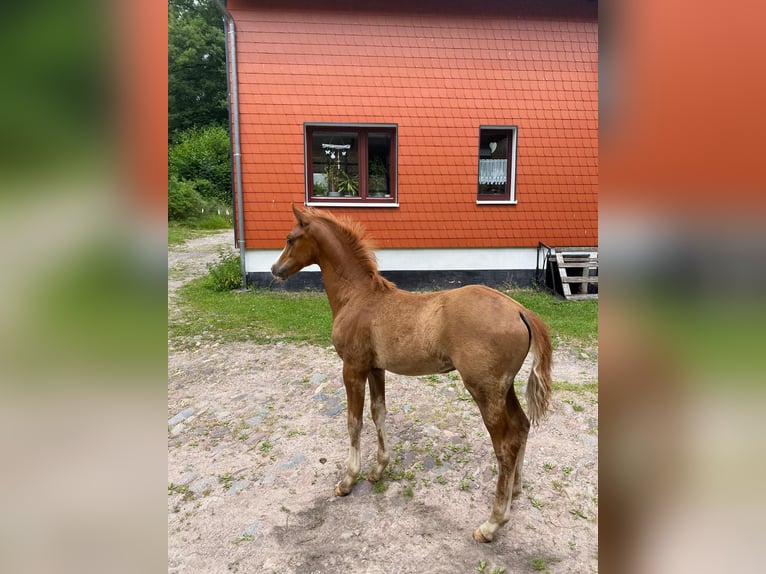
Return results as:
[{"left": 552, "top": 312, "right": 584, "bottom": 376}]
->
[{"left": 168, "top": 232, "right": 598, "bottom": 574}]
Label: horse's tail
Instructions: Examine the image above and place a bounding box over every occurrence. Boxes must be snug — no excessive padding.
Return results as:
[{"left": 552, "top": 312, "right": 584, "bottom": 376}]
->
[{"left": 520, "top": 310, "right": 553, "bottom": 425}]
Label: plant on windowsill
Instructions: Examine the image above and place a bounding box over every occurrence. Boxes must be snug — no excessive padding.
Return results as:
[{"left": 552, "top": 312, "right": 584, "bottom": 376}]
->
[
  {"left": 313, "top": 180, "right": 328, "bottom": 197},
  {"left": 325, "top": 163, "right": 342, "bottom": 197},
  {"left": 336, "top": 170, "right": 359, "bottom": 197},
  {"left": 368, "top": 156, "right": 388, "bottom": 198}
]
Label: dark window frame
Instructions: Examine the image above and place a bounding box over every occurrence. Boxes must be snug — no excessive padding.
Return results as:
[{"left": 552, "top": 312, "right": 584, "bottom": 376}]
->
[
  {"left": 305, "top": 123, "right": 398, "bottom": 205},
  {"left": 477, "top": 126, "right": 518, "bottom": 203}
]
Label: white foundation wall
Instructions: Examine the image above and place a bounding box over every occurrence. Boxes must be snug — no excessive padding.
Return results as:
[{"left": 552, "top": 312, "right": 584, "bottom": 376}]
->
[{"left": 245, "top": 247, "right": 538, "bottom": 274}]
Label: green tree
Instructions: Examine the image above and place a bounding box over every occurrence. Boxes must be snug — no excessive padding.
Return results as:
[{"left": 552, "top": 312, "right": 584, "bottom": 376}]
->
[{"left": 168, "top": 0, "right": 228, "bottom": 140}]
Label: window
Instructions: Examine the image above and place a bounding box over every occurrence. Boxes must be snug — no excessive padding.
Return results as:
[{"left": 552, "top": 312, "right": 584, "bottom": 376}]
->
[
  {"left": 477, "top": 126, "right": 517, "bottom": 203},
  {"left": 306, "top": 124, "right": 397, "bottom": 205}
]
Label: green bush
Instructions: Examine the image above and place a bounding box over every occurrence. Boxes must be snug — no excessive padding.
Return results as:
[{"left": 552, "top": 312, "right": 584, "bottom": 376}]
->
[
  {"left": 206, "top": 251, "right": 242, "bottom": 291},
  {"left": 168, "top": 176, "right": 204, "bottom": 220},
  {"left": 169, "top": 126, "right": 231, "bottom": 202}
]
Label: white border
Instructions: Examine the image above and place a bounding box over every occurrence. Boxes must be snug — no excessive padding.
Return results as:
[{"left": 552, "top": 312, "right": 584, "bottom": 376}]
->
[{"left": 476, "top": 200, "right": 518, "bottom": 205}]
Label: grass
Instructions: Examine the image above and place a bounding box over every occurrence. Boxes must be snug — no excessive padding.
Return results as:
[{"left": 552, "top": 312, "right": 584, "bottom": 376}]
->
[
  {"left": 570, "top": 508, "right": 588, "bottom": 519},
  {"left": 219, "top": 472, "right": 233, "bottom": 490},
  {"left": 505, "top": 288, "right": 597, "bottom": 346},
  {"left": 372, "top": 480, "right": 388, "bottom": 494},
  {"left": 563, "top": 398, "right": 585, "bottom": 412},
  {"left": 171, "top": 283, "right": 334, "bottom": 347},
  {"left": 167, "top": 483, "right": 193, "bottom": 501},
  {"left": 234, "top": 533, "right": 254, "bottom": 544},
  {"left": 171, "top": 274, "right": 595, "bottom": 351},
  {"left": 551, "top": 381, "right": 598, "bottom": 394},
  {"left": 168, "top": 220, "right": 232, "bottom": 245},
  {"left": 476, "top": 561, "right": 507, "bottom": 574}
]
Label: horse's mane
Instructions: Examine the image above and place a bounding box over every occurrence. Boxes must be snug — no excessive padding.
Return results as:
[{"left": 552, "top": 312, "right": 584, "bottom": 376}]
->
[{"left": 306, "top": 208, "right": 396, "bottom": 291}]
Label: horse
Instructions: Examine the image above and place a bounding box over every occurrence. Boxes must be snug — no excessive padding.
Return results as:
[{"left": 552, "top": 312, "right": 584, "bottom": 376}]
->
[{"left": 271, "top": 206, "right": 552, "bottom": 542}]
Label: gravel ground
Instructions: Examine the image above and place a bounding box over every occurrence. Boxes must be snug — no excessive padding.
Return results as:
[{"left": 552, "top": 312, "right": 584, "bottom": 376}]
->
[{"left": 168, "top": 231, "right": 598, "bottom": 574}]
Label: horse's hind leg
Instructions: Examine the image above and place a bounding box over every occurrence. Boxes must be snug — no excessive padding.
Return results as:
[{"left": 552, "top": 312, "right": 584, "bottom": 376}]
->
[
  {"left": 366, "top": 368, "right": 390, "bottom": 483},
  {"left": 507, "top": 387, "right": 529, "bottom": 499},
  {"left": 471, "top": 383, "right": 530, "bottom": 543},
  {"left": 513, "top": 433, "right": 527, "bottom": 499},
  {"left": 335, "top": 363, "right": 367, "bottom": 496}
]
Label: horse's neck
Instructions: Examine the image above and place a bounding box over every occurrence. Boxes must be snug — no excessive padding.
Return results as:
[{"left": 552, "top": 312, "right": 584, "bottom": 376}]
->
[{"left": 315, "top": 229, "right": 373, "bottom": 316}]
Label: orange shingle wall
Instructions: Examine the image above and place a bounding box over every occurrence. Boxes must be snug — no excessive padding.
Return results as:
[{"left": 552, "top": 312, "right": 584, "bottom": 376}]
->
[{"left": 227, "top": 0, "right": 597, "bottom": 250}]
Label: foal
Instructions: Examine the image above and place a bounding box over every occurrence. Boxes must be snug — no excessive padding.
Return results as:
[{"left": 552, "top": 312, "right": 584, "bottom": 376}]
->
[{"left": 271, "top": 206, "right": 552, "bottom": 542}]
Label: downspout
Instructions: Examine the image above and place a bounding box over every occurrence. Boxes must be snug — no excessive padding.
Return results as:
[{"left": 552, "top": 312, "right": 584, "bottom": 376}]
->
[{"left": 213, "top": 0, "right": 247, "bottom": 289}]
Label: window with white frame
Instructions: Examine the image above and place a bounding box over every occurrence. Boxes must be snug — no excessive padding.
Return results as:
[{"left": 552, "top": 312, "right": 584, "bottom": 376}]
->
[
  {"left": 478, "top": 126, "right": 517, "bottom": 202},
  {"left": 305, "top": 124, "right": 397, "bottom": 204}
]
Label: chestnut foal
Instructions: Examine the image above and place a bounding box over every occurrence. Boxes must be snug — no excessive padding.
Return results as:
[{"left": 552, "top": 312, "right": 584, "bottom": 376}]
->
[{"left": 271, "top": 206, "right": 552, "bottom": 542}]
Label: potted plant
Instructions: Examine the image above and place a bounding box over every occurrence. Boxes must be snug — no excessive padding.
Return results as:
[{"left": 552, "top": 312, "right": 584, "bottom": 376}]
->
[
  {"left": 368, "top": 156, "right": 388, "bottom": 197},
  {"left": 313, "top": 180, "right": 328, "bottom": 197},
  {"left": 336, "top": 169, "right": 359, "bottom": 197},
  {"left": 325, "top": 163, "right": 342, "bottom": 197}
]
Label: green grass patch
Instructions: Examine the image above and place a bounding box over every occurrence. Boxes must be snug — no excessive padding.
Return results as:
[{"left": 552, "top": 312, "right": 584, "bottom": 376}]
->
[
  {"left": 168, "top": 221, "right": 231, "bottom": 245},
  {"left": 171, "top": 277, "right": 595, "bottom": 350},
  {"left": 171, "top": 281, "right": 334, "bottom": 346},
  {"left": 506, "top": 288, "right": 597, "bottom": 345}
]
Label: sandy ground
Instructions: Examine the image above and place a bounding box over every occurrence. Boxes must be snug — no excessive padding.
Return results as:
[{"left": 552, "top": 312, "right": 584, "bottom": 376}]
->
[{"left": 168, "top": 231, "right": 598, "bottom": 574}]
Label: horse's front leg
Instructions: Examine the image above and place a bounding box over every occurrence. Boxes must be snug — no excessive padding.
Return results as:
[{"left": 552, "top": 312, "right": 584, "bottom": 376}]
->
[
  {"left": 366, "top": 368, "right": 389, "bottom": 483},
  {"left": 335, "top": 363, "right": 367, "bottom": 496}
]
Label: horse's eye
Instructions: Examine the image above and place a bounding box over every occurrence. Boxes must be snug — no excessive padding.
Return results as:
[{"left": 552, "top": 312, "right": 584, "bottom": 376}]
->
[{"left": 286, "top": 237, "right": 294, "bottom": 246}]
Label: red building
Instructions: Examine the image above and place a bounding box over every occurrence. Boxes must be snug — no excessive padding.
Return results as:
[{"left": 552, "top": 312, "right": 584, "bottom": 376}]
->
[{"left": 221, "top": 0, "right": 598, "bottom": 288}]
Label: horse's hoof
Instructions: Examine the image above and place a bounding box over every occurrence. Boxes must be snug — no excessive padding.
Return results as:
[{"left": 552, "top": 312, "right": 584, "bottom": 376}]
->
[
  {"left": 334, "top": 484, "right": 350, "bottom": 497},
  {"left": 473, "top": 528, "right": 491, "bottom": 543}
]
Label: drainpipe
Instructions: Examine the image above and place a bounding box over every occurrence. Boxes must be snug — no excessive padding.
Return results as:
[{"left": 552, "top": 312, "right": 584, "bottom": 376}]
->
[{"left": 213, "top": 0, "right": 247, "bottom": 289}]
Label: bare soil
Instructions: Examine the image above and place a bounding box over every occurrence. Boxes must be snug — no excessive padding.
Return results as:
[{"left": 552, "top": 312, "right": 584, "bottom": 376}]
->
[{"left": 168, "top": 231, "right": 598, "bottom": 574}]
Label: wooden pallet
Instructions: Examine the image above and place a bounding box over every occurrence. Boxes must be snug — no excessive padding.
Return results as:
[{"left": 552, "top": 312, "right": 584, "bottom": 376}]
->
[{"left": 551, "top": 251, "right": 598, "bottom": 301}]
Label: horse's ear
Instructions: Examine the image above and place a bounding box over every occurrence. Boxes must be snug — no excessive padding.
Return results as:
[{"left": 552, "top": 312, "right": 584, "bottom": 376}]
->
[{"left": 292, "top": 204, "right": 310, "bottom": 228}]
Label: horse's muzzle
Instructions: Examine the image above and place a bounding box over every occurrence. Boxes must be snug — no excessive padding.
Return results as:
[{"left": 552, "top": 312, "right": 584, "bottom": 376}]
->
[{"left": 270, "top": 264, "right": 287, "bottom": 280}]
